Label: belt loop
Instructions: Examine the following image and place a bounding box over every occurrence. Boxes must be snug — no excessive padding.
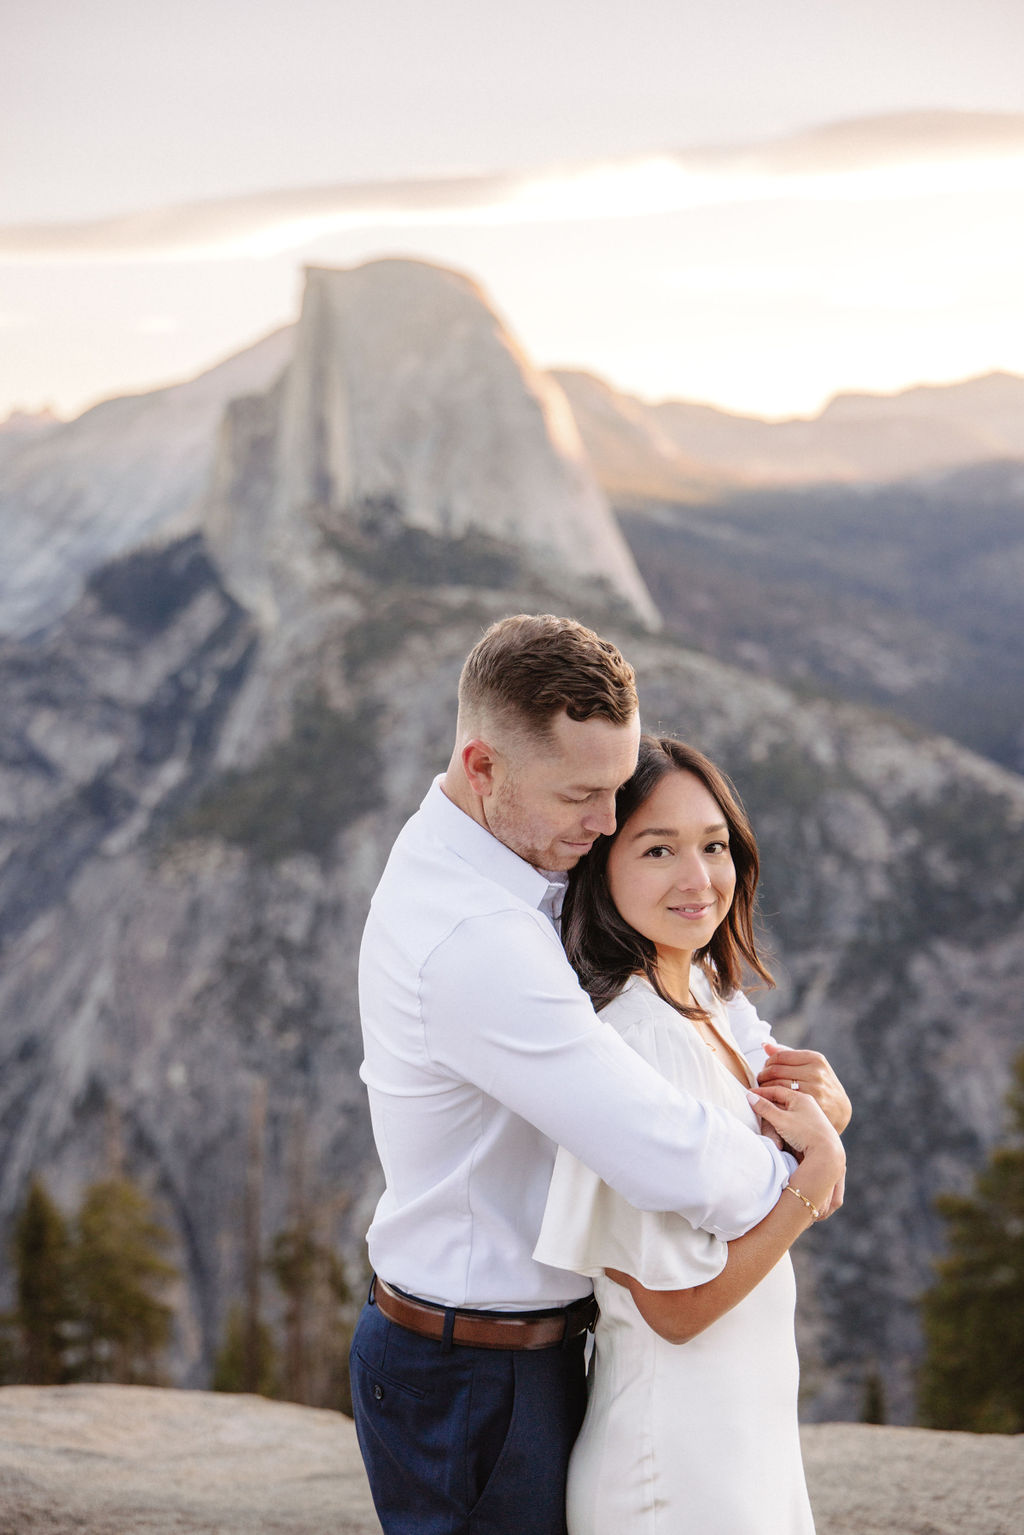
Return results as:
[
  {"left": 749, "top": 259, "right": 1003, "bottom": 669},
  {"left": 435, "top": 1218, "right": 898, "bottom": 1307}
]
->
[
  {"left": 441, "top": 1306, "right": 457, "bottom": 1354},
  {"left": 368, "top": 1274, "right": 378, "bottom": 1307}
]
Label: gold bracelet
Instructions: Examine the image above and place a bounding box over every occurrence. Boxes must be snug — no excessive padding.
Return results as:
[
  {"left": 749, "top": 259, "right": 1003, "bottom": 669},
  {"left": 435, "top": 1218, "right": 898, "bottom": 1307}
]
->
[{"left": 785, "top": 1183, "right": 822, "bottom": 1221}]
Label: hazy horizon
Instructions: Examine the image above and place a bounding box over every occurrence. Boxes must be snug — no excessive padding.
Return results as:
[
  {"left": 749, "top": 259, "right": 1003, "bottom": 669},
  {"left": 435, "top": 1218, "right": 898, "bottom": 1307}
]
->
[{"left": 4, "top": 257, "right": 1023, "bottom": 434}]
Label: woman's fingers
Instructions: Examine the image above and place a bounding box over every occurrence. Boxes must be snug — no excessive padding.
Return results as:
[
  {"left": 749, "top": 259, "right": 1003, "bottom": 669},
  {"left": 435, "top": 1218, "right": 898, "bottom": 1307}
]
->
[
  {"left": 759, "top": 1043, "right": 852, "bottom": 1132},
  {"left": 819, "top": 1169, "right": 846, "bottom": 1218},
  {"left": 745, "top": 1087, "right": 841, "bottom": 1157},
  {"left": 748, "top": 1081, "right": 795, "bottom": 1107}
]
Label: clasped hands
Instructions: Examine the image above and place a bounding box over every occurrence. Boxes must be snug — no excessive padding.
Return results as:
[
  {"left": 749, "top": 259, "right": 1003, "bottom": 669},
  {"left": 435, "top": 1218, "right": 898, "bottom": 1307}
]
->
[{"left": 752, "top": 1040, "right": 850, "bottom": 1219}]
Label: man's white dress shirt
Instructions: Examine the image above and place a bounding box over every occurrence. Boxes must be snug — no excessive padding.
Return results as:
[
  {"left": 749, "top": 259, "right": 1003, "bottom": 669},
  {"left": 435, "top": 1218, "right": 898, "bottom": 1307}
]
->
[{"left": 358, "top": 779, "right": 795, "bottom": 1311}]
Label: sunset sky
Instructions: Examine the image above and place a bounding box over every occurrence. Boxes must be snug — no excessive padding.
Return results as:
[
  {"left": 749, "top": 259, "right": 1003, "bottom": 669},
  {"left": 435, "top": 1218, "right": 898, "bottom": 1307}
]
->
[{"left": 3, "top": 0, "right": 1024, "bottom": 422}]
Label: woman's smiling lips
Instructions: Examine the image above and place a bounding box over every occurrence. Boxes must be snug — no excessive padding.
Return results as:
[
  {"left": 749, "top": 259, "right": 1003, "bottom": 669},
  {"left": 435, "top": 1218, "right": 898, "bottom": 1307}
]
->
[{"left": 667, "top": 901, "right": 714, "bottom": 919}]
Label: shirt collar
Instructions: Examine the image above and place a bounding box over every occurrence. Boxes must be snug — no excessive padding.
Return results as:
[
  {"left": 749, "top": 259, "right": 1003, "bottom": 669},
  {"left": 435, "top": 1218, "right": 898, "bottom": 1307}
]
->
[
  {"left": 421, "top": 777, "right": 565, "bottom": 914},
  {"left": 537, "top": 870, "right": 569, "bottom": 924}
]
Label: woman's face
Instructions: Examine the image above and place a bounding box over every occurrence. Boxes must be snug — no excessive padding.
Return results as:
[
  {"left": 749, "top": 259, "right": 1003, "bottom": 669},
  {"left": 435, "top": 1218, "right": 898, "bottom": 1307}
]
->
[{"left": 606, "top": 769, "right": 736, "bottom": 965}]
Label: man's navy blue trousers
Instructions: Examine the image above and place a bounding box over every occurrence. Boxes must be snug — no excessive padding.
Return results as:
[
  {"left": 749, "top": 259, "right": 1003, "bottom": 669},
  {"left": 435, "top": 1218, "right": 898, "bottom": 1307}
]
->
[{"left": 350, "top": 1288, "right": 589, "bottom": 1534}]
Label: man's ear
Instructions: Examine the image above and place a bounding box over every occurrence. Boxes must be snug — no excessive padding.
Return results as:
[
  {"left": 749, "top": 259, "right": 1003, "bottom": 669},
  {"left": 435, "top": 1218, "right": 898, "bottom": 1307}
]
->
[{"left": 462, "top": 738, "right": 501, "bottom": 798}]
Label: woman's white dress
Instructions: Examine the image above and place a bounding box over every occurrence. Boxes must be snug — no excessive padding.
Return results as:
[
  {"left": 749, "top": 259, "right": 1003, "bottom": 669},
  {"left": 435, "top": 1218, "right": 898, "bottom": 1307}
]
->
[{"left": 534, "top": 971, "right": 815, "bottom": 1535}]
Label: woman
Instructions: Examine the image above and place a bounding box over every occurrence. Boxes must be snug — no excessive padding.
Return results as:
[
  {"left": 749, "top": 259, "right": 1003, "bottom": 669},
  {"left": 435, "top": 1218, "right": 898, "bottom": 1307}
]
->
[{"left": 534, "top": 736, "right": 846, "bottom": 1534}]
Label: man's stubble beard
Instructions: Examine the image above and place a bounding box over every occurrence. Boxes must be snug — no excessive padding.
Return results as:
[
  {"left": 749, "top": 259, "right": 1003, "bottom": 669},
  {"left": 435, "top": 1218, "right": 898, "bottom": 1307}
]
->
[{"left": 483, "top": 777, "right": 573, "bottom": 872}]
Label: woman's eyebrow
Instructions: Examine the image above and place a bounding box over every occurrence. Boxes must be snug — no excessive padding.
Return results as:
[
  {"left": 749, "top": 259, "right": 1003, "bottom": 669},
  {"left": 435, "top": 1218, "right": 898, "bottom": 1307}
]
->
[{"left": 628, "top": 821, "right": 728, "bottom": 841}]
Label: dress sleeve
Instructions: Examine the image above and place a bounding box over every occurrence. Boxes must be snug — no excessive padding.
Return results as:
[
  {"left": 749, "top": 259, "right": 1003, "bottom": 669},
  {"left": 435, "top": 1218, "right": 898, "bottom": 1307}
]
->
[
  {"left": 533, "top": 983, "right": 728, "bottom": 1289},
  {"left": 534, "top": 1143, "right": 727, "bottom": 1290}
]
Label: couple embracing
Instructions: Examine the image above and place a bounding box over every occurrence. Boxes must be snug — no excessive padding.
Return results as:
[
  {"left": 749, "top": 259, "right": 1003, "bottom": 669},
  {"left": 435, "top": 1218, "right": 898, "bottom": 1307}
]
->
[{"left": 351, "top": 613, "right": 850, "bottom": 1535}]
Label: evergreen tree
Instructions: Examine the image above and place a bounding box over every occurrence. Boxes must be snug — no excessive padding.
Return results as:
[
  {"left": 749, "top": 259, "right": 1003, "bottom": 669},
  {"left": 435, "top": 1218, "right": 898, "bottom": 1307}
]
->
[
  {"left": 242, "top": 1079, "right": 268, "bottom": 1395},
  {"left": 269, "top": 1218, "right": 351, "bottom": 1410},
  {"left": 212, "top": 1301, "right": 278, "bottom": 1396},
  {"left": 0, "top": 1318, "right": 17, "bottom": 1385},
  {"left": 71, "top": 1176, "right": 178, "bottom": 1384},
  {"left": 860, "top": 1366, "right": 887, "bottom": 1425},
  {"left": 10, "top": 1178, "right": 74, "bottom": 1383},
  {"left": 918, "top": 1052, "right": 1024, "bottom": 1431}
]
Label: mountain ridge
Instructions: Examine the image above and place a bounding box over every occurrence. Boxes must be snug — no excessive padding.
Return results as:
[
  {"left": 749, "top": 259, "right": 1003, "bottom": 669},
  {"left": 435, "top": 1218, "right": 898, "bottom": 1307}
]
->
[
  {"left": 556, "top": 366, "right": 1024, "bottom": 490},
  {"left": 0, "top": 327, "right": 293, "bottom": 637}
]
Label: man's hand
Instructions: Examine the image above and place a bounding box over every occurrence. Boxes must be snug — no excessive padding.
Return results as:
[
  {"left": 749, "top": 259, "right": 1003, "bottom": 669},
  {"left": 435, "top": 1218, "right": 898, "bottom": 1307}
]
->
[{"left": 758, "top": 1040, "right": 852, "bottom": 1134}]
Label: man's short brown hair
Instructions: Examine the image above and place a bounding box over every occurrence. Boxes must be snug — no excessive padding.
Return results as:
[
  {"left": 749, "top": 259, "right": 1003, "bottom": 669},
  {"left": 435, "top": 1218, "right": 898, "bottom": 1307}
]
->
[{"left": 458, "top": 614, "right": 638, "bottom": 738}]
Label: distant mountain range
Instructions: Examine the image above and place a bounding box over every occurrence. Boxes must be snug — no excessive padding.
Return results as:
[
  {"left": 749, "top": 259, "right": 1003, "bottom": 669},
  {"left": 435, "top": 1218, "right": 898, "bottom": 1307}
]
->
[
  {"left": 1, "top": 259, "right": 1022, "bottom": 1425},
  {"left": 556, "top": 367, "right": 1024, "bottom": 495},
  {"left": 619, "top": 461, "right": 1024, "bottom": 775}
]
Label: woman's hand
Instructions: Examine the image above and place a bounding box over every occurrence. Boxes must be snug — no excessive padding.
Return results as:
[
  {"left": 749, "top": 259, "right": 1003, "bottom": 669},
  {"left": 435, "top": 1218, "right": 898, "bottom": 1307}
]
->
[
  {"left": 758, "top": 1040, "right": 852, "bottom": 1133},
  {"left": 747, "top": 1081, "right": 846, "bottom": 1219}
]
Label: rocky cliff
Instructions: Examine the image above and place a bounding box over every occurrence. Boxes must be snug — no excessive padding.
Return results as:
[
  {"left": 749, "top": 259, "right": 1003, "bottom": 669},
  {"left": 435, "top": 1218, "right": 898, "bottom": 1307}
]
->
[
  {"left": 203, "top": 260, "right": 658, "bottom": 631},
  {"left": 1, "top": 259, "right": 1021, "bottom": 1424},
  {"left": 0, "top": 328, "right": 293, "bottom": 637}
]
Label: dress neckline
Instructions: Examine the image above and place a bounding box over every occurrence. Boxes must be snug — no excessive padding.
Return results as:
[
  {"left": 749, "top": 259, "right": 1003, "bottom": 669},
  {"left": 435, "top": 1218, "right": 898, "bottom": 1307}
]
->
[{"left": 630, "top": 971, "right": 756, "bottom": 1089}]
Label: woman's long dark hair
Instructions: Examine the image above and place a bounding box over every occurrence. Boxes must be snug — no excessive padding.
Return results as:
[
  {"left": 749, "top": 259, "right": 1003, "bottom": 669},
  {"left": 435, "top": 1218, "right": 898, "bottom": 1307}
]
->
[{"left": 562, "top": 735, "right": 774, "bottom": 1019}]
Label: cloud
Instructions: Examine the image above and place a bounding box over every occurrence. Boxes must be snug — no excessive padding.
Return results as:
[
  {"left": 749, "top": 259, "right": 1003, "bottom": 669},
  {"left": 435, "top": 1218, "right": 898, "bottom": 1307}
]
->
[
  {"left": 2, "top": 110, "right": 1023, "bottom": 266},
  {"left": 0, "top": 172, "right": 527, "bottom": 265},
  {"left": 722, "top": 109, "right": 1024, "bottom": 177}
]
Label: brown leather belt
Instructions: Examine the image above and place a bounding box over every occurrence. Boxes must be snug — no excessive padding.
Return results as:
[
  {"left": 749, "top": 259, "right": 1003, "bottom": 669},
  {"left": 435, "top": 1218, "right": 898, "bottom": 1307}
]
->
[{"left": 372, "top": 1276, "right": 597, "bottom": 1351}]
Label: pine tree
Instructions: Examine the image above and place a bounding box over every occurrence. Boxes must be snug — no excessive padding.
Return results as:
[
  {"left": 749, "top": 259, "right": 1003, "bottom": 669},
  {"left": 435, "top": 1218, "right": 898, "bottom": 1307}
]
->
[
  {"left": 918, "top": 1052, "right": 1024, "bottom": 1431},
  {"left": 860, "top": 1366, "right": 887, "bottom": 1425},
  {"left": 268, "top": 1218, "right": 351, "bottom": 1408},
  {"left": 10, "top": 1178, "right": 75, "bottom": 1383},
  {"left": 242, "top": 1079, "right": 268, "bottom": 1395},
  {"left": 212, "top": 1301, "right": 278, "bottom": 1396},
  {"left": 71, "top": 1176, "right": 178, "bottom": 1384}
]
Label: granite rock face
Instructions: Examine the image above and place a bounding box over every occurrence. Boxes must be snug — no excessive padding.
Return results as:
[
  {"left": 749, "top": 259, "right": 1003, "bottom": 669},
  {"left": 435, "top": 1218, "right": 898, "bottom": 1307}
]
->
[
  {"left": 0, "top": 329, "right": 293, "bottom": 638},
  {"left": 1, "top": 1386, "right": 1022, "bottom": 1535},
  {"left": 0, "top": 259, "right": 1022, "bottom": 1424},
  {"left": 203, "top": 260, "right": 659, "bottom": 630},
  {"left": 2, "top": 537, "right": 1021, "bottom": 1417}
]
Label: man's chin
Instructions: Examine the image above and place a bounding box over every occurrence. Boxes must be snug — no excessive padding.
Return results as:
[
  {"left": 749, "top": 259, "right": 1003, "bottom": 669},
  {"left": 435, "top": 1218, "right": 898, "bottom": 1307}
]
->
[{"left": 550, "top": 843, "right": 594, "bottom": 871}]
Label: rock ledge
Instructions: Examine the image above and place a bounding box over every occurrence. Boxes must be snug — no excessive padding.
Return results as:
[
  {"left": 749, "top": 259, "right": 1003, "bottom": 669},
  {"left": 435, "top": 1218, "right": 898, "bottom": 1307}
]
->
[{"left": 0, "top": 1386, "right": 1021, "bottom": 1535}]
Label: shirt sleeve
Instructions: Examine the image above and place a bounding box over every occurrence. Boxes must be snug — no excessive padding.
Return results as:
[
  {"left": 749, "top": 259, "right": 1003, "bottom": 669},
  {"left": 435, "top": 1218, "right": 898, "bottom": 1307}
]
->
[
  {"left": 420, "top": 910, "right": 795, "bottom": 1242},
  {"left": 533, "top": 1143, "right": 727, "bottom": 1289},
  {"left": 722, "top": 987, "right": 776, "bottom": 1074}
]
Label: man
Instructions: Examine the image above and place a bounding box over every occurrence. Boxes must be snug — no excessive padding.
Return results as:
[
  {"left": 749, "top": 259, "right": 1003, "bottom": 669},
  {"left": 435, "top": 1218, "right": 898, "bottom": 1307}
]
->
[{"left": 351, "top": 613, "right": 848, "bottom": 1534}]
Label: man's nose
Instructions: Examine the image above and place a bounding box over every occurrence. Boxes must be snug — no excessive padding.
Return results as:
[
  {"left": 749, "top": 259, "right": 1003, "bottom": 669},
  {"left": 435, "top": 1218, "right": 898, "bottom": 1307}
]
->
[{"left": 582, "top": 796, "right": 617, "bottom": 836}]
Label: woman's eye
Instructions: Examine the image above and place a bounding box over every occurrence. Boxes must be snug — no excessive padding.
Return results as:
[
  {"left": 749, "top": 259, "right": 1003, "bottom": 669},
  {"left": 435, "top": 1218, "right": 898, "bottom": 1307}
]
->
[
  {"left": 706, "top": 841, "right": 729, "bottom": 855},
  {"left": 643, "top": 845, "right": 672, "bottom": 859}
]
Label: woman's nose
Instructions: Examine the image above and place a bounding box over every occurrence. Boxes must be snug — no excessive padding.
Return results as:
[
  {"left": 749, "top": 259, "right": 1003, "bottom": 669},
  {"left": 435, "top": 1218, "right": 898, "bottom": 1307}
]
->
[{"left": 676, "top": 855, "right": 712, "bottom": 891}]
